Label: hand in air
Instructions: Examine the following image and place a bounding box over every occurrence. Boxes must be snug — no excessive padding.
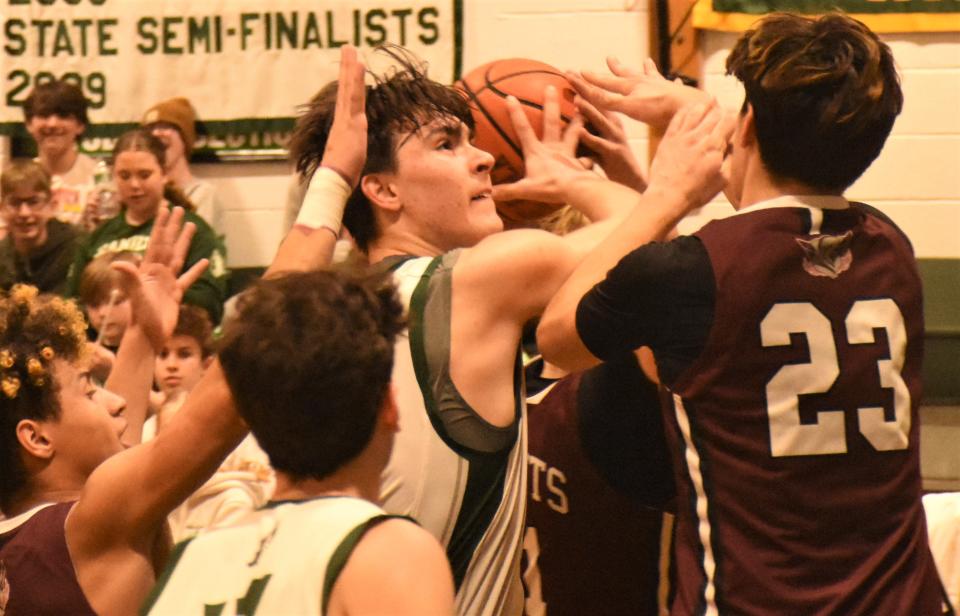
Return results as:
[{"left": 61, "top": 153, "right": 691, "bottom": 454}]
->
[
  {"left": 646, "top": 99, "right": 733, "bottom": 213},
  {"left": 575, "top": 96, "right": 647, "bottom": 192},
  {"left": 491, "top": 85, "right": 593, "bottom": 204},
  {"left": 320, "top": 45, "right": 367, "bottom": 187},
  {"left": 569, "top": 57, "right": 709, "bottom": 131},
  {"left": 110, "top": 207, "right": 209, "bottom": 351}
]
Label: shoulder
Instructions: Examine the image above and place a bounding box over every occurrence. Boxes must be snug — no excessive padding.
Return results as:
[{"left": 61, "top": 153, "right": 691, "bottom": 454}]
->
[
  {"left": 850, "top": 201, "right": 915, "bottom": 252},
  {"left": 602, "top": 234, "right": 710, "bottom": 289},
  {"left": 454, "top": 228, "right": 577, "bottom": 296},
  {"left": 329, "top": 517, "right": 453, "bottom": 614}
]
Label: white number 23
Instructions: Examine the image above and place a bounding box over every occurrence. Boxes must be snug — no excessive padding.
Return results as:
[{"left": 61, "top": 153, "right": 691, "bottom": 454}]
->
[{"left": 761, "top": 299, "right": 911, "bottom": 457}]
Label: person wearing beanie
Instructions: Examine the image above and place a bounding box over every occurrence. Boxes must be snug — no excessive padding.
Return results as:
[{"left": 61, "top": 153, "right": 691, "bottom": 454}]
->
[{"left": 142, "top": 97, "right": 224, "bottom": 233}]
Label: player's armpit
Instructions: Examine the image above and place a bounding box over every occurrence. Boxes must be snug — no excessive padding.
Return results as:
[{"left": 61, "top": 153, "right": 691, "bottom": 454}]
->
[{"left": 326, "top": 518, "right": 455, "bottom": 616}]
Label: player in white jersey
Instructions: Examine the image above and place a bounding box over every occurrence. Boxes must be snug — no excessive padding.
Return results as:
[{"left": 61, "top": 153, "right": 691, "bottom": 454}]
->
[
  {"left": 143, "top": 266, "right": 453, "bottom": 615},
  {"left": 287, "top": 46, "right": 656, "bottom": 615}
]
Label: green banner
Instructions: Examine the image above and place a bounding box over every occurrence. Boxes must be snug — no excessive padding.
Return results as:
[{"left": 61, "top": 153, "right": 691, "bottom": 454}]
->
[{"left": 0, "top": 0, "right": 464, "bottom": 160}]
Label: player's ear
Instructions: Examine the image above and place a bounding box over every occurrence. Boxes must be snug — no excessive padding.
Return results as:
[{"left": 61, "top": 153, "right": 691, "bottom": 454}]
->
[
  {"left": 379, "top": 384, "right": 400, "bottom": 433},
  {"left": 16, "top": 419, "right": 55, "bottom": 460},
  {"left": 360, "top": 173, "right": 402, "bottom": 213},
  {"left": 738, "top": 104, "right": 756, "bottom": 148}
]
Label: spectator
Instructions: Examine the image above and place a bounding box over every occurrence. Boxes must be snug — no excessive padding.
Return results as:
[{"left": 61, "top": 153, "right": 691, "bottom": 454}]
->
[
  {"left": 77, "top": 251, "right": 139, "bottom": 351},
  {"left": 0, "top": 160, "right": 82, "bottom": 294},
  {"left": 23, "top": 80, "right": 97, "bottom": 227},
  {"left": 142, "top": 97, "right": 223, "bottom": 233},
  {"left": 67, "top": 128, "right": 228, "bottom": 323}
]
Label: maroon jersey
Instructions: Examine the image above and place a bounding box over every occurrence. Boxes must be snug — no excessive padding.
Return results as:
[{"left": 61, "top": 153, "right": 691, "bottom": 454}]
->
[
  {"left": 0, "top": 502, "right": 95, "bottom": 615},
  {"left": 663, "top": 202, "right": 942, "bottom": 615},
  {"left": 524, "top": 359, "right": 671, "bottom": 616}
]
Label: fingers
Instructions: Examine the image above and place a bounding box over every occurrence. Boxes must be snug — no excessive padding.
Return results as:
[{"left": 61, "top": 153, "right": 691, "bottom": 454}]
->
[
  {"left": 542, "top": 86, "right": 561, "bottom": 143},
  {"left": 560, "top": 114, "right": 584, "bottom": 154},
  {"left": 607, "top": 56, "right": 643, "bottom": 78},
  {"left": 575, "top": 96, "right": 625, "bottom": 141},
  {"left": 144, "top": 206, "right": 170, "bottom": 265},
  {"left": 169, "top": 222, "right": 197, "bottom": 275},
  {"left": 177, "top": 258, "right": 209, "bottom": 291},
  {"left": 109, "top": 261, "right": 142, "bottom": 296},
  {"left": 491, "top": 180, "right": 533, "bottom": 203},
  {"left": 338, "top": 45, "right": 366, "bottom": 116},
  {"left": 505, "top": 95, "right": 539, "bottom": 153},
  {"left": 642, "top": 58, "right": 660, "bottom": 77},
  {"left": 579, "top": 69, "right": 634, "bottom": 97}
]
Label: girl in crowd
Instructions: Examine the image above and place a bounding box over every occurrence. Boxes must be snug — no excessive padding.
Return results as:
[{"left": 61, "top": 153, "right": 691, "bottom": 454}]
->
[{"left": 67, "top": 129, "right": 228, "bottom": 323}]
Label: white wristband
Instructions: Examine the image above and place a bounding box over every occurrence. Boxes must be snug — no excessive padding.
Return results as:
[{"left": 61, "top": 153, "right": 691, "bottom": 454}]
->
[{"left": 295, "top": 166, "right": 352, "bottom": 235}]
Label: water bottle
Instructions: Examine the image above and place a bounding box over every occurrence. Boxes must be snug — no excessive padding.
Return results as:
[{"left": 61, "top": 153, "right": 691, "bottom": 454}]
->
[{"left": 93, "top": 159, "right": 120, "bottom": 220}]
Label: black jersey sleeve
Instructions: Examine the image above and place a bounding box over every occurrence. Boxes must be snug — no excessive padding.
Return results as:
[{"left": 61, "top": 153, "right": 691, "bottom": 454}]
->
[{"left": 575, "top": 235, "right": 716, "bottom": 385}]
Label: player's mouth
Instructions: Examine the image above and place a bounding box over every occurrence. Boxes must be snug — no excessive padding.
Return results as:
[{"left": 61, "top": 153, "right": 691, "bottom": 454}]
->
[{"left": 471, "top": 190, "right": 492, "bottom": 202}]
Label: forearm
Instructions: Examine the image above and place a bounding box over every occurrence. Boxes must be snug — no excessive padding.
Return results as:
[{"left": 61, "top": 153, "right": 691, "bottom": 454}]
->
[
  {"left": 539, "top": 187, "right": 692, "bottom": 370},
  {"left": 563, "top": 173, "right": 641, "bottom": 223},
  {"left": 106, "top": 326, "right": 158, "bottom": 447}
]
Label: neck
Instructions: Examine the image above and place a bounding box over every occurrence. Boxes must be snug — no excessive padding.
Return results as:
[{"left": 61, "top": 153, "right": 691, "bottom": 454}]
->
[
  {"left": 272, "top": 471, "right": 378, "bottom": 504},
  {"left": 39, "top": 147, "right": 79, "bottom": 176},
  {"left": 165, "top": 158, "right": 193, "bottom": 189},
  {"left": 4, "top": 485, "right": 80, "bottom": 517},
  {"left": 124, "top": 199, "right": 165, "bottom": 226},
  {"left": 736, "top": 157, "right": 833, "bottom": 210},
  {"left": 367, "top": 230, "right": 446, "bottom": 264},
  {"left": 12, "top": 230, "right": 48, "bottom": 256}
]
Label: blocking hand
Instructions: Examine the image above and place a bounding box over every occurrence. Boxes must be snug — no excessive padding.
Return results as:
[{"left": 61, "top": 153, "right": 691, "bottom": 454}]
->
[
  {"left": 320, "top": 45, "right": 367, "bottom": 187},
  {"left": 110, "top": 207, "right": 209, "bottom": 352},
  {"left": 575, "top": 96, "right": 647, "bottom": 192},
  {"left": 569, "top": 57, "right": 709, "bottom": 132}
]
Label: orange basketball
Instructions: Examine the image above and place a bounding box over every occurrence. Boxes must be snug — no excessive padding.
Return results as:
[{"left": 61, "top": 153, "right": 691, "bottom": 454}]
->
[{"left": 456, "top": 58, "right": 578, "bottom": 225}]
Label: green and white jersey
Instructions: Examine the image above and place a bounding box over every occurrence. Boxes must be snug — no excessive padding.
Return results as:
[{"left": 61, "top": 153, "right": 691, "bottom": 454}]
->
[
  {"left": 381, "top": 253, "right": 527, "bottom": 616},
  {"left": 141, "top": 497, "right": 392, "bottom": 615}
]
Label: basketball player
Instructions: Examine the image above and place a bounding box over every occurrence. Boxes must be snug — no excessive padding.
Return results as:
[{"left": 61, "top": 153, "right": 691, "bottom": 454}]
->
[
  {"left": 523, "top": 352, "right": 674, "bottom": 616},
  {"left": 287, "top": 46, "right": 721, "bottom": 615},
  {"left": 0, "top": 46, "right": 368, "bottom": 614},
  {"left": 142, "top": 267, "right": 454, "bottom": 614},
  {"left": 537, "top": 14, "right": 949, "bottom": 614}
]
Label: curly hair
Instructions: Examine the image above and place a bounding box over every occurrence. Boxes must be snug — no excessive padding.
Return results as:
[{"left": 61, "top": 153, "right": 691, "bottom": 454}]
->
[
  {"left": 218, "top": 266, "right": 404, "bottom": 481},
  {"left": 288, "top": 46, "right": 473, "bottom": 251},
  {"left": 726, "top": 13, "right": 902, "bottom": 192},
  {"left": 0, "top": 285, "right": 88, "bottom": 511}
]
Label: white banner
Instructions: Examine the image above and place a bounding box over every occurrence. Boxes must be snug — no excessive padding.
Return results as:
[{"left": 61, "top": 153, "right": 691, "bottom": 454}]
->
[{"left": 0, "top": 0, "right": 463, "bottom": 158}]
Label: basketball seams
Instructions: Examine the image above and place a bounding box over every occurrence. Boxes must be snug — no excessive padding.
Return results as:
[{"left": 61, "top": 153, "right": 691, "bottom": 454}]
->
[{"left": 457, "top": 78, "right": 524, "bottom": 162}]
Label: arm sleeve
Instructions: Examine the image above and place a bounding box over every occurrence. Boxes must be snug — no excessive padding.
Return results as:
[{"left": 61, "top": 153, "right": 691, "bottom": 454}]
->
[{"left": 575, "top": 235, "right": 715, "bottom": 385}]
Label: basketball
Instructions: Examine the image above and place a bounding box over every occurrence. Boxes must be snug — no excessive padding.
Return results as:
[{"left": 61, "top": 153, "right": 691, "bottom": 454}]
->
[{"left": 456, "top": 58, "right": 579, "bottom": 224}]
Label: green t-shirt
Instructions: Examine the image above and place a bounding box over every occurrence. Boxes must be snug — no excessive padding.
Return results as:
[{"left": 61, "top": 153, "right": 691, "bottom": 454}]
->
[{"left": 67, "top": 209, "right": 229, "bottom": 323}]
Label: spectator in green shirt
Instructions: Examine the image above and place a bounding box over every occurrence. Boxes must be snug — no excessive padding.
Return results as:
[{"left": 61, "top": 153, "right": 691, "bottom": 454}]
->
[{"left": 67, "top": 129, "right": 228, "bottom": 322}]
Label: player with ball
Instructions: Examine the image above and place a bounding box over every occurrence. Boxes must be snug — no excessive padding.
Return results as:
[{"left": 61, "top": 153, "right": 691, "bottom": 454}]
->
[{"left": 288, "top": 46, "right": 727, "bottom": 615}]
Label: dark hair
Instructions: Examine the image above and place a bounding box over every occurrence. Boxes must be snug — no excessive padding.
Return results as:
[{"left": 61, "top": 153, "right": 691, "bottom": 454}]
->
[
  {"left": 725, "top": 13, "right": 902, "bottom": 192},
  {"left": 0, "top": 286, "right": 88, "bottom": 512},
  {"left": 218, "top": 266, "right": 404, "bottom": 480},
  {"left": 172, "top": 304, "right": 214, "bottom": 358},
  {"left": 1, "top": 159, "right": 52, "bottom": 199},
  {"left": 23, "top": 80, "right": 90, "bottom": 128},
  {"left": 288, "top": 46, "right": 473, "bottom": 251},
  {"left": 112, "top": 129, "right": 195, "bottom": 211}
]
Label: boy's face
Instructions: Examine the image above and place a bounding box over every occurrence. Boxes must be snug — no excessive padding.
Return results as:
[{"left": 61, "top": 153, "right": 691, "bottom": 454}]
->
[
  {"left": 1, "top": 185, "right": 53, "bottom": 247},
  {"left": 44, "top": 358, "right": 127, "bottom": 478},
  {"left": 155, "top": 334, "right": 207, "bottom": 397},
  {"left": 386, "top": 116, "right": 502, "bottom": 250},
  {"left": 26, "top": 112, "right": 84, "bottom": 158},
  {"left": 85, "top": 291, "right": 131, "bottom": 348}
]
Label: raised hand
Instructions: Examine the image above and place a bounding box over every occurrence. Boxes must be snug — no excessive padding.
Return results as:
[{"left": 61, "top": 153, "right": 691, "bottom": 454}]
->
[
  {"left": 110, "top": 207, "right": 209, "bottom": 351},
  {"left": 491, "top": 85, "right": 593, "bottom": 204},
  {"left": 575, "top": 96, "right": 647, "bottom": 192},
  {"left": 646, "top": 100, "right": 733, "bottom": 214},
  {"left": 320, "top": 45, "right": 367, "bottom": 187},
  {"left": 569, "top": 57, "right": 709, "bottom": 131}
]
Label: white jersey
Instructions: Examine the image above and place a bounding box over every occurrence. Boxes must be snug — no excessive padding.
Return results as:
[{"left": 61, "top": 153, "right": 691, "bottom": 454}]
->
[
  {"left": 142, "top": 496, "right": 390, "bottom": 615},
  {"left": 380, "top": 253, "right": 527, "bottom": 616}
]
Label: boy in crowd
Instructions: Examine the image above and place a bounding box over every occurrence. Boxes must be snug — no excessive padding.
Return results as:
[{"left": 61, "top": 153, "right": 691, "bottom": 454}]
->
[
  {"left": 78, "top": 251, "right": 139, "bottom": 351},
  {"left": 23, "top": 80, "right": 97, "bottom": 227},
  {"left": 0, "top": 160, "right": 82, "bottom": 294},
  {"left": 145, "top": 304, "right": 274, "bottom": 543},
  {"left": 538, "top": 13, "right": 948, "bottom": 614},
  {"left": 288, "top": 44, "right": 721, "bottom": 614}
]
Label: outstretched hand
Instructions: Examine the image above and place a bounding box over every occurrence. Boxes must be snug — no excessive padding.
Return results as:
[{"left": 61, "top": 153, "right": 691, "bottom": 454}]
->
[
  {"left": 575, "top": 96, "right": 647, "bottom": 192},
  {"left": 646, "top": 100, "right": 733, "bottom": 214},
  {"left": 110, "top": 207, "right": 208, "bottom": 351},
  {"left": 491, "top": 85, "right": 593, "bottom": 204},
  {"left": 569, "top": 57, "right": 709, "bottom": 131},
  {"left": 320, "top": 45, "right": 367, "bottom": 187}
]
